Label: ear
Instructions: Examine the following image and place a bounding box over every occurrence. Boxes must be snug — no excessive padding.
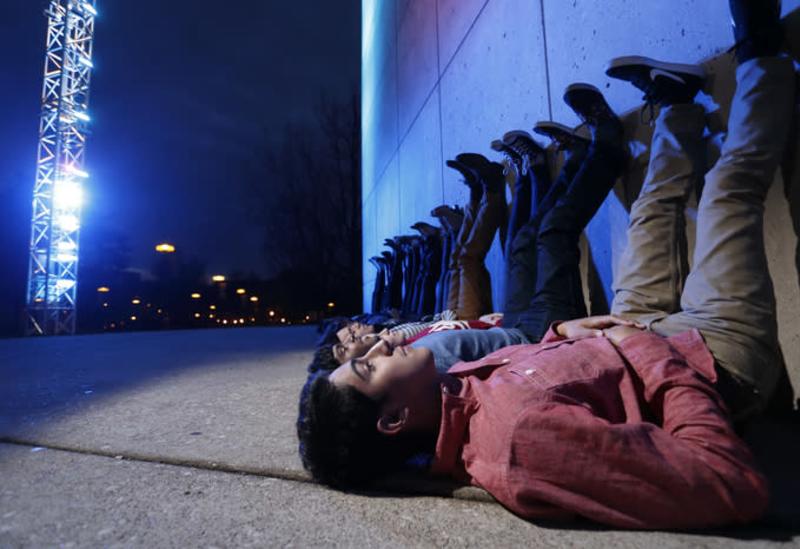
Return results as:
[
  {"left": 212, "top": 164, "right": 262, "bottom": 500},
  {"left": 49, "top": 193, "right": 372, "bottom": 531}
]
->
[{"left": 376, "top": 407, "right": 409, "bottom": 436}]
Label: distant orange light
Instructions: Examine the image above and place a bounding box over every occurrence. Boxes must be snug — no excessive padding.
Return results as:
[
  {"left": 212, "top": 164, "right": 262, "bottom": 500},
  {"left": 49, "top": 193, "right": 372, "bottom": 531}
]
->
[
  {"left": 280, "top": 318, "right": 286, "bottom": 324},
  {"left": 209, "top": 305, "right": 216, "bottom": 310},
  {"left": 236, "top": 288, "right": 246, "bottom": 295},
  {"left": 131, "top": 298, "right": 141, "bottom": 305},
  {"left": 97, "top": 286, "right": 110, "bottom": 293},
  {"left": 155, "top": 243, "right": 176, "bottom": 253},
  {"left": 193, "top": 313, "right": 201, "bottom": 318},
  {"left": 249, "top": 296, "right": 258, "bottom": 302},
  {"left": 191, "top": 293, "right": 201, "bottom": 299},
  {"left": 268, "top": 310, "right": 275, "bottom": 317},
  {"left": 212, "top": 275, "right": 226, "bottom": 283},
  {"left": 130, "top": 315, "right": 137, "bottom": 321},
  {"left": 327, "top": 302, "right": 335, "bottom": 308}
]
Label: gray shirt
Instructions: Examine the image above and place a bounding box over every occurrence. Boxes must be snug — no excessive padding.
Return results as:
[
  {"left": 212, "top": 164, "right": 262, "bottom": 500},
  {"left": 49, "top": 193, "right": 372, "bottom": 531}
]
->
[{"left": 410, "top": 327, "right": 531, "bottom": 373}]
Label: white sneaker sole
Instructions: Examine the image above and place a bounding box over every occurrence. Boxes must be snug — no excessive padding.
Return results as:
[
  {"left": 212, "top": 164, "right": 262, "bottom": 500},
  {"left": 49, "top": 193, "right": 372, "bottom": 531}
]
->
[
  {"left": 533, "top": 122, "right": 581, "bottom": 139},
  {"left": 606, "top": 55, "right": 706, "bottom": 79}
]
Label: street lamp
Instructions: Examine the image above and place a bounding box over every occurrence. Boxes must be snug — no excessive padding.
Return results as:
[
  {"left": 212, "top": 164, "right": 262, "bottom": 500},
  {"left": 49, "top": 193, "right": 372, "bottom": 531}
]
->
[
  {"left": 155, "top": 243, "right": 176, "bottom": 253},
  {"left": 212, "top": 275, "right": 226, "bottom": 283}
]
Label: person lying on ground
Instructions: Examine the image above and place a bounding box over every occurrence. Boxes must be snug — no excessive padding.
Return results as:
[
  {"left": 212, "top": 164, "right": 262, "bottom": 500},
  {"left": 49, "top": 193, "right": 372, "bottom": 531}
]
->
[{"left": 297, "top": 0, "right": 788, "bottom": 529}]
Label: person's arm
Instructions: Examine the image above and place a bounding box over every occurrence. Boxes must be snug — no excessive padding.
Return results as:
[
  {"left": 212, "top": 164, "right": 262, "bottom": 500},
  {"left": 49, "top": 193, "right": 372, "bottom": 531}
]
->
[
  {"left": 495, "top": 333, "right": 768, "bottom": 529},
  {"left": 539, "top": 316, "right": 644, "bottom": 344}
]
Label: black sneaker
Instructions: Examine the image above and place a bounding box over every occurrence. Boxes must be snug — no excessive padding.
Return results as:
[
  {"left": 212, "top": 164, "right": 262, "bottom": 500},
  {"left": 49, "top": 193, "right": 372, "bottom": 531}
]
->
[
  {"left": 562, "top": 84, "right": 617, "bottom": 126},
  {"left": 445, "top": 159, "right": 480, "bottom": 189},
  {"left": 563, "top": 83, "right": 623, "bottom": 146},
  {"left": 455, "top": 153, "right": 505, "bottom": 193},
  {"left": 729, "top": 0, "right": 782, "bottom": 63},
  {"left": 606, "top": 56, "right": 706, "bottom": 108},
  {"left": 430, "top": 205, "right": 464, "bottom": 233},
  {"left": 502, "top": 131, "right": 546, "bottom": 164},
  {"left": 532, "top": 121, "right": 590, "bottom": 152},
  {"left": 410, "top": 221, "right": 440, "bottom": 238},
  {"left": 490, "top": 139, "right": 523, "bottom": 166}
]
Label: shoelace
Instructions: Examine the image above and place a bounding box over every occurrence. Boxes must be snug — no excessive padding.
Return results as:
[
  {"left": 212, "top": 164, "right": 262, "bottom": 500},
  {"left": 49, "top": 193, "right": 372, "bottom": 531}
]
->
[{"left": 637, "top": 78, "right": 660, "bottom": 126}]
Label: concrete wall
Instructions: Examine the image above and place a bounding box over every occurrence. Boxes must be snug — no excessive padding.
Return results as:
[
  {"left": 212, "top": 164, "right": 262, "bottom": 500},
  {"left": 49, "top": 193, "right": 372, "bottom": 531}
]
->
[{"left": 361, "top": 0, "right": 800, "bottom": 393}]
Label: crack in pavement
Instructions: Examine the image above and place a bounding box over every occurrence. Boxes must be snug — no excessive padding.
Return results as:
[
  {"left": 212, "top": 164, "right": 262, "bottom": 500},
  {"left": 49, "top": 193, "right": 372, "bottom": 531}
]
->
[{"left": 0, "top": 436, "right": 496, "bottom": 504}]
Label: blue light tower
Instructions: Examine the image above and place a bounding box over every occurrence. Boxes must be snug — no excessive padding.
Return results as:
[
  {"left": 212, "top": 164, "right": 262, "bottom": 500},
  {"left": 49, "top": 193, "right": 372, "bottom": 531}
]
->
[{"left": 26, "top": 0, "right": 97, "bottom": 335}]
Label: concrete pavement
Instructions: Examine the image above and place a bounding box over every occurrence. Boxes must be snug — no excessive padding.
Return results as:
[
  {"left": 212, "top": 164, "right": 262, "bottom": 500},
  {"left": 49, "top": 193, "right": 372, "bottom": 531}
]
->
[{"left": 1, "top": 327, "right": 798, "bottom": 547}]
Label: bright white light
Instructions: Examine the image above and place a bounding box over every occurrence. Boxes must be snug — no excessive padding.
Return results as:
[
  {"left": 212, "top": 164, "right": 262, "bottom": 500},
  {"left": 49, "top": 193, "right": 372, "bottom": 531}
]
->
[
  {"left": 53, "top": 180, "right": 83, "bottom": 209},
  {"left": 73, "top": 111, "right": 90, "bottom": 122},
  {"left": 57, "top": 241, "right": 77, "bottom": 251},
  {"left": 55, "top": 279, "right": 76, "bottom": 291},
  {"left": 79, "top": 56, "right": 94, "bottom": 68},
  {"left": 56, "top": 253, "right": 77, "bottom": 263},
  {"left": 56, "top": 214, "right": 80, "bottom": 232},
  {"left": 64, "top": 164, "right": 89, "bottom": 178},
  {"left": 82, "top": 2, "right": 97, "bottom": 16}
]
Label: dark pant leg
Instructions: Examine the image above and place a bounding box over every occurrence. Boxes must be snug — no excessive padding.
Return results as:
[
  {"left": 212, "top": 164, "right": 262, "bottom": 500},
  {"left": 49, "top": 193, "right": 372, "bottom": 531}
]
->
[
  {"left": 514, "top": 142, "right": 624, "bottom": 341},
  {"left": 502, "top": 147, "right": 587, "bottom": 327},
  {"left": 388, "top": 251, "right": 404, "bottom": 311},
  {"left": 371, "top": 265, "right": 384, "bottom": 313},
  {"left": 435, "top": 232, "right": 451, "bottom": 312}
]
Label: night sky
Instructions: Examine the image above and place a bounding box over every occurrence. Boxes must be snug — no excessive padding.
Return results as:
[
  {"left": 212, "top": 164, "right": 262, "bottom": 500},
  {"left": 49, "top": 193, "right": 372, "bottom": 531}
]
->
[{"left": 0, "top": 1, "right": 360, "bottom": 327}]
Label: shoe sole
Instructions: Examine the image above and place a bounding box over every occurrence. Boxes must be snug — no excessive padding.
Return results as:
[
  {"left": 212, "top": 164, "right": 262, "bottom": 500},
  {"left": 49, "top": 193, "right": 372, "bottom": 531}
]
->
[
  {"left": 501, "top": 130, "right": 534, "bottom": 144},
  {"left": 562, "top": 83, "right": 619, "bottom": 124},
  {"left": 533, "top": 121, "right": 577, "bottom": 137},
  {"left": 533, "top": 122, "right": 590, "bottom": 147},
  {"left": 490, "top": 140, "right": 523, "bottom": 161},
  {"left": 489, "top": 139, "right": 505, "bottom": 152},
  {"left": 563, "top": 82, "right": 602, "bottom": 97},
  {"left": 605, "top": 55, "right": 706, "bottom": 81},
  {"left": 445, "top": 159, "right": 478, "bottom": 183}
]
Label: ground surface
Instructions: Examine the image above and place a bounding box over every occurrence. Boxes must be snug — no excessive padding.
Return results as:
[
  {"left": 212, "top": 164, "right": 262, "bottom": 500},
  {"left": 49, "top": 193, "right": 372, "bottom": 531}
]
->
[{"left": 1, "top": 327, "right": 798, "bottom": 547}]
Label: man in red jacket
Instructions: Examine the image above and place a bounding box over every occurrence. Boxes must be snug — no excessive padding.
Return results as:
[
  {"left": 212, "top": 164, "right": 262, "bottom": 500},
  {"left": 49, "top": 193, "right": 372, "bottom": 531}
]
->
[{"left": 297, "top": 0, "right": 788, "bottom": 529}]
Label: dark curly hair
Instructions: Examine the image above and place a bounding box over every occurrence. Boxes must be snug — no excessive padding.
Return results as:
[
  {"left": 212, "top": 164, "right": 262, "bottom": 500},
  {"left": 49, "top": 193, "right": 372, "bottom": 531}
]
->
[
  {"left": 296, "top": 372, "right": 425, "bottom": 490},
  {"left": 315, "top": 317, "right": 350, "bottom": 347},
  {"left": 315, "top": 318, "right": 388, "bottom": 348},
  {"left": 308, "top": 346, "right": 339, "bottom": 374}
]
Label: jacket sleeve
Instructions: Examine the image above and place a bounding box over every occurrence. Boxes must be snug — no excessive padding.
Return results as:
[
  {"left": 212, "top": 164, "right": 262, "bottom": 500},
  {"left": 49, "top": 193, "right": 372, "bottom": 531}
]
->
[{"left": 495, "top": 332, "right": 768, "bottom": 529}]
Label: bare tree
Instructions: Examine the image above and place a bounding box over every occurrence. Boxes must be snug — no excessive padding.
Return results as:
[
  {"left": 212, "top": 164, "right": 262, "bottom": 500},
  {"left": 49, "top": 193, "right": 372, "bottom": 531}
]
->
[{"left": 247, "top": 92, "right": 361, "bottom": 313}]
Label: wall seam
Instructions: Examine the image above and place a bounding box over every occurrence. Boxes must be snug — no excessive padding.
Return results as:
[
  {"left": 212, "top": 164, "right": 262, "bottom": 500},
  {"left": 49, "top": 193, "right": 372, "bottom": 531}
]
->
[
  {"left": 389, "top": 0, "right": 491, "bottom": 169},
  {"left": 435, "top": 0, "right": 445, "bottom": 204},
  {"left": 394, "top": 0, "right": 402, "bottom": 235},
  {"left": 538, "top": 0, "right": 553, "bottom": 120}
]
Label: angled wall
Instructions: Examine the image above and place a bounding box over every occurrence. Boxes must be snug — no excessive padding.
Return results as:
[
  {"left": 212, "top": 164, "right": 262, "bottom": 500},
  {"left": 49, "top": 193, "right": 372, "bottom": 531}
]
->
[{"left": 362, "top": 0, "right": 800, "bottom": 393}]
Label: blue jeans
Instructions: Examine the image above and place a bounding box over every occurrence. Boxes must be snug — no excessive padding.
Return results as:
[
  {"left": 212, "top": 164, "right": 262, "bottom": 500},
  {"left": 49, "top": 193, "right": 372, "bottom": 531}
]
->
[{"left": 504, "top": 141, "right": 625, "bottom": 342}]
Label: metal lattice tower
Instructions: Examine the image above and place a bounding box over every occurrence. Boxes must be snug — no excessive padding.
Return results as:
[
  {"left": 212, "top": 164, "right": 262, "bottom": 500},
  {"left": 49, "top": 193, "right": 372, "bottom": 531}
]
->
[{"left": 26, "top": 0, "right": 97, "bottom": 335}]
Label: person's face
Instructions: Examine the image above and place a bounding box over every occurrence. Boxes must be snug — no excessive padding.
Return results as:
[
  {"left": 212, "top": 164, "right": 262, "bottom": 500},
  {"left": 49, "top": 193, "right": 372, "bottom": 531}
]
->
[
  {"left": 329, "top": 338, "right": 435, "bottom": 403},
  {"left": 335, "top": 321, "right": 375, "bottom": 345},
  {"left": 333, "top": 333, "right": 380, "bottom": 364}
]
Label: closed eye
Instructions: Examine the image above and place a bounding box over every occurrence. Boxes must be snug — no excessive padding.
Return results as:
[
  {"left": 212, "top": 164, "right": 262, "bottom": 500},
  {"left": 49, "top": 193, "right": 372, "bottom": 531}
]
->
[{"left": 353, "top": 357, "right": 373, "bottom": 377}]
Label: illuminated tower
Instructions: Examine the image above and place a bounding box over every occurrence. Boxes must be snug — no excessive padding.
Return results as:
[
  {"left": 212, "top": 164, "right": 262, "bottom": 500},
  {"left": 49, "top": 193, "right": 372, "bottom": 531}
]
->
[{"left": 26, "top": 0, "right": 97, "bottom": 335}]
